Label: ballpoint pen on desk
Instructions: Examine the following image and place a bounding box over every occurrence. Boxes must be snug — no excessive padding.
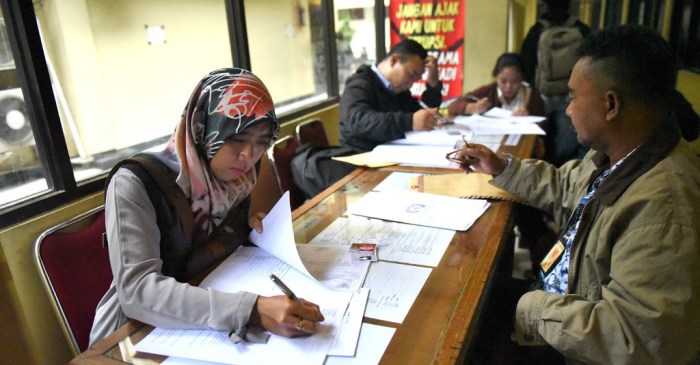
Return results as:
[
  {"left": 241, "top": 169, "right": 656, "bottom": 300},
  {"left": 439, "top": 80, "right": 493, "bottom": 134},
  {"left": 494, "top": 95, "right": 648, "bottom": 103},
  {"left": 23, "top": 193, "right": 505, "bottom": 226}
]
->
[{"left": 269, "top": 273, "right": 303, "bottom": 303}]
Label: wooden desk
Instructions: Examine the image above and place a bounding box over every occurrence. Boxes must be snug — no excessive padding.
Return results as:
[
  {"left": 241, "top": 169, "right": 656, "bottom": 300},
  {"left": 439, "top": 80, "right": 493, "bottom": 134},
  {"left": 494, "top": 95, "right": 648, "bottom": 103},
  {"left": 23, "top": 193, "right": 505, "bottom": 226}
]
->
[{"left": 71, "top": 135, "right": 535, "bottom": 365}]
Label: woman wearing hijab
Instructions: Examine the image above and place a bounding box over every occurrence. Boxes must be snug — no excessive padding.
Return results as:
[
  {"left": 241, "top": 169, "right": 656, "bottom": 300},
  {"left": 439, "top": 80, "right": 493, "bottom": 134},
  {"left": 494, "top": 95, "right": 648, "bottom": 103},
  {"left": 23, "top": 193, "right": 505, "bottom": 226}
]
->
[{"left": 89, "top": 68, "right": 324, "bottom": 346}]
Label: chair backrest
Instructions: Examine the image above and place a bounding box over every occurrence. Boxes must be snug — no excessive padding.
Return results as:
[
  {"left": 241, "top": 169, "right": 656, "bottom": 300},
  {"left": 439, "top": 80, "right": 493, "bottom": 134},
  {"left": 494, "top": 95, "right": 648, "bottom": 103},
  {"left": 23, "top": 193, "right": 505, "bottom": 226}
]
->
[
  {"left": 295, "top": 118, "right": 329, "bottom": 146},
  {"left": 268, "top": 135, "right": 305, "bottom": 210},
  {"left": 33, "top": 206, "right": 112, "bottom": 355}
]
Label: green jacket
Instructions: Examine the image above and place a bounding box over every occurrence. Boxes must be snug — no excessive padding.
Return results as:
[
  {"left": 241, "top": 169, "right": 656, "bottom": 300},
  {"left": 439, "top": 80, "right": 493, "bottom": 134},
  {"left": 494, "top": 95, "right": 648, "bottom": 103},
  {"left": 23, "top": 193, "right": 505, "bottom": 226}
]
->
[{"left": 492, "top": 125, "right": 700, "bottom": 364}]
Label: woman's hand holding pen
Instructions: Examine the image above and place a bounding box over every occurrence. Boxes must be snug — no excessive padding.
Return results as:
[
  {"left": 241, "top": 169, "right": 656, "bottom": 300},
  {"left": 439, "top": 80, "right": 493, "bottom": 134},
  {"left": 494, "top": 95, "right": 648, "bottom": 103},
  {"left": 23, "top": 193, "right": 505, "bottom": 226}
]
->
[
  {"left": 250, "top": 295, "right": 325, "bottom": 337},
  {"left": 456, "top": 143, "right": 508, "bottom": 175},
  {"left": 464, "top": 96, "right": 491, "bottom": 115}
]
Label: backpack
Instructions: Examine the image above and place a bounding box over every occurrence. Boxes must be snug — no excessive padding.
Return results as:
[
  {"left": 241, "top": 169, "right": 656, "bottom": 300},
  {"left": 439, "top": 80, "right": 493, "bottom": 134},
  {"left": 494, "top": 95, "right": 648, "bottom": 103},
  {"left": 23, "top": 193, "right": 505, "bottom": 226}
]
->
[
  {"left": 536, "top": 16, "right": 583, "bottom": 96},
  {"left": 104, "top": 153, "right": 250, "bottom": 280},
  {"left": 105, "top": 154, "right": 194, "bottom": 244},
  {"left": 290, "top": 143, "right": 356, "bottom": 199}
]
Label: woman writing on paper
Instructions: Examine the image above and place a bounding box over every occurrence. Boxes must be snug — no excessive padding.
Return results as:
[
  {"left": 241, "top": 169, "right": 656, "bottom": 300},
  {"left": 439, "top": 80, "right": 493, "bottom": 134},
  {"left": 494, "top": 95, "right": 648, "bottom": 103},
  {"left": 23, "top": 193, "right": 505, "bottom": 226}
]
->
[
  {"left": 447, "top": 53, "right": 545, "bottom": 117},
  {"left": 89, "top": 68, "right": 324, "bottom": 346}
]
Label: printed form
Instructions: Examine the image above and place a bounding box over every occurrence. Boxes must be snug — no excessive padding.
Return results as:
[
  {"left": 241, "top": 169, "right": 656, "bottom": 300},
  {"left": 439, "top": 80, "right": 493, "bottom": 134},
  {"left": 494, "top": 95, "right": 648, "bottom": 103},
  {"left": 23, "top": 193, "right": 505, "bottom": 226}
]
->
[
  {"left": 134, "top": 192, "right": 367, "bottom": 365},
  {"left": 309, "top": 216, "right": 454, "bottom": 267},
  {"left": 348, "top": 190, "right": 490, "bottom": 231}
]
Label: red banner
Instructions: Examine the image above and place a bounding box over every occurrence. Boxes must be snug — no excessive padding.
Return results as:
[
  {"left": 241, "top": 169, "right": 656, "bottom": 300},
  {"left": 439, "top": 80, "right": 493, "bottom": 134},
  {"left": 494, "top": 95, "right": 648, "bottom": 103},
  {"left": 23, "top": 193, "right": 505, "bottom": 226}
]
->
[{"left": 389, "top": 0, "right": 465, "bottom": 100}]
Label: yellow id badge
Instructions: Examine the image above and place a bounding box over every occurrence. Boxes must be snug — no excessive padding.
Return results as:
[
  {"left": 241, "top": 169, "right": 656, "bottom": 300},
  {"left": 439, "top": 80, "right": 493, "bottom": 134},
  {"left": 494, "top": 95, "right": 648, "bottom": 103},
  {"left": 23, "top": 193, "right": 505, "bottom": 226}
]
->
[{"left": 540, "top": 240, "right": 566, "bottom": 275}]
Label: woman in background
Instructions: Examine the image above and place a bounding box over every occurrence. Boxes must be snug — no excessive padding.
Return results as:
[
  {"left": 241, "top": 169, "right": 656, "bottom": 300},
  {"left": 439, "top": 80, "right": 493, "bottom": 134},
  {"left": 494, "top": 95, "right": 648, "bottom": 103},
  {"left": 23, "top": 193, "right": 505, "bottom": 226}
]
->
[
  {"left": 89, "top": 68, "right": 324, "bottom": 346},
  {"left": 448, "top": 53, "right": 545, "bottom": 117}
]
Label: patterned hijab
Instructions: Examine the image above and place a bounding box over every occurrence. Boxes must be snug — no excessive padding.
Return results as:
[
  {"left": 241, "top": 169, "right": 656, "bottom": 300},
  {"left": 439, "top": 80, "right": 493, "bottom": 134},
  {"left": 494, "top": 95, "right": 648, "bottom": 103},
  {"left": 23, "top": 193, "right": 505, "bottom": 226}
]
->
[{"left": 162, "top": 68, "right": 280, "bottom": 237}]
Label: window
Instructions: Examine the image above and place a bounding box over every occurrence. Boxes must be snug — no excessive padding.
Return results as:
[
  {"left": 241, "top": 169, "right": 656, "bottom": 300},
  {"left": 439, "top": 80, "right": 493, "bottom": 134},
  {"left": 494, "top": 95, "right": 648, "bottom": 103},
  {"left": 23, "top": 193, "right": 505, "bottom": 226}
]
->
[
  {"left": 0, "top": 11, "right": 43, "bottom": 208},
  {"left": 245, "top": 0, "right": 331, "bottom": 114},
  {"left": 33, "top": 0, "right": 233, "bottom": 186},
  {"left": 672, "top": 0, "right": 700, "bottom": 70},
  {"left": 0, "top": 0, "right": 341, "bottom": 227},
  {"left": 335, "top": 1, "right": 379, "bottom": 93}
]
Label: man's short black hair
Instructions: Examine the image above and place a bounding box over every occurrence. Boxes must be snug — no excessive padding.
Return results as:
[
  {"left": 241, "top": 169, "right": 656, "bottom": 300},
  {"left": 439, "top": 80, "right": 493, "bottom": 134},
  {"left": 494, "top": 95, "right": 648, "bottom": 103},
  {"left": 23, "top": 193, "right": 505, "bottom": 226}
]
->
[
  {"left": 577, "top": 24, "right": 674, "bottom": 108},
  {"left": 386, "top": 38, "right": 428, "bottom": 62}
]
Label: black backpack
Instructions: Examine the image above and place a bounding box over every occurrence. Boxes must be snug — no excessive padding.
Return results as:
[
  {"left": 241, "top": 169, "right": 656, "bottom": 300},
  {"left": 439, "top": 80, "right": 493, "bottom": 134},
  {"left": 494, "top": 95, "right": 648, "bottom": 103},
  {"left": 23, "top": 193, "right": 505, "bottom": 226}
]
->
[
  {"left": 290, "top": 143, "right": 356, "bottom": 199},
  {"left": 536, "top": 16, "right": 583, "bottom": 96}
]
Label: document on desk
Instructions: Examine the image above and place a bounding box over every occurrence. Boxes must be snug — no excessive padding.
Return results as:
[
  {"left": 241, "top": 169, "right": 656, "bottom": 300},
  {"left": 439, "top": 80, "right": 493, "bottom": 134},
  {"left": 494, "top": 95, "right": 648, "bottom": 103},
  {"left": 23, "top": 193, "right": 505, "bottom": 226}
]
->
[
  {"left": 453, "top": 114, "right": 546, "bottom": 135},
  {"left": 363, "top": 261, "right": 432, "bottom": 323},
  {"left": 403, "top": 129, "right": 467, "bottom": 147},
  {"left": 134, "top": 192, "right": 367, "bottom": 365},
  {"left": 371, "top": 171, "right": 423, "bottom": 192},
  {"left": 347, "top": 190, "right": 490, "bottom": 231},
  {"left": 483, "top": 107, "right": 547, "bottom": 124},
  {"left": 157, "top": 289, "right": 371, "bottom": 365},
  {"left": 366, "top": 144, "right": 455, "bottom": 168},
  {"left": 249, "top": 191, "right": 369, "bottom": 292},
  {"left": 134, "top": 246, "right": 355, "bottom": 365},
  {"left": 308, "top": 216, "right": 454, "bottom": 267},
  {"left": 328, "top": 288, "right": 370, "bottom": 356},
  {"left": 325, "top": 323, "right": 396, "bottom": 365}
]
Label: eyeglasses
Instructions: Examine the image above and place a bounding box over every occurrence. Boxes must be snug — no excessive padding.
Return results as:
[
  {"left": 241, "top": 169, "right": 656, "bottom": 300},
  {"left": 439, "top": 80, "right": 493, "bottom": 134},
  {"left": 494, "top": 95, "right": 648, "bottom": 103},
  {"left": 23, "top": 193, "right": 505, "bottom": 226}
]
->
[{"left": 445, "top": 135, "right": 478, "bottom": 165}]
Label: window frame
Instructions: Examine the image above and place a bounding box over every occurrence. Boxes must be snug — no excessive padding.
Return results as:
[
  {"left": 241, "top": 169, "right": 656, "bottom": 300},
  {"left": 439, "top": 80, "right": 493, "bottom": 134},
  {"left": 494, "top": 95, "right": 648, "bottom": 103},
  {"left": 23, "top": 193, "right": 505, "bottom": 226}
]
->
[
  {"left": 670, "top": 0, "right": 700, "bottom": 73},
  {"left": 0, "top": 0, "right": 345, "bottom": 228}
]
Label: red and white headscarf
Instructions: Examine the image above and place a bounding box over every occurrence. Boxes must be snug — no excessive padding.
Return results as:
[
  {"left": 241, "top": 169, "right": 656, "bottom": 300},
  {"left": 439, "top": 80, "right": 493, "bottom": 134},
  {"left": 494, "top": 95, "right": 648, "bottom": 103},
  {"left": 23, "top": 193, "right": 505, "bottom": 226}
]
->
[{"left": 161, "top": 68, "right": 280, "bottom": 237}]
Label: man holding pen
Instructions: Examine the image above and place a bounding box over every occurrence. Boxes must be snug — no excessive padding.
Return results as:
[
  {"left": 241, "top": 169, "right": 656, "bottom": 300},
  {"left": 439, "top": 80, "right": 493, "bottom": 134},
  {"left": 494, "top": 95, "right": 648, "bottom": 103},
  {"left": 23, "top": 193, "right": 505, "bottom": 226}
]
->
[
  {"left": 457, "top": 25, "right": 700, "bottom": 364},
  {"left": 339, "top": 38, "right": 443, "bottom": 153}
]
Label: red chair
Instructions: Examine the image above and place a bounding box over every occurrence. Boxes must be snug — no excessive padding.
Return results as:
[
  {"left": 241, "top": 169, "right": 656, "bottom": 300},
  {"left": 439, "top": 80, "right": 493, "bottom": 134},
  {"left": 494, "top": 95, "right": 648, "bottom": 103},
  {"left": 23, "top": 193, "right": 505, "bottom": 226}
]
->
[
  {"left": 268, "top": 135, "right": 305, "bottom": 210},
  {"left": 295, "top": 118, "right": 329, "bottom": 146},
  {"left": 33, "top": 206, "right": 112, "bottom": 355}
]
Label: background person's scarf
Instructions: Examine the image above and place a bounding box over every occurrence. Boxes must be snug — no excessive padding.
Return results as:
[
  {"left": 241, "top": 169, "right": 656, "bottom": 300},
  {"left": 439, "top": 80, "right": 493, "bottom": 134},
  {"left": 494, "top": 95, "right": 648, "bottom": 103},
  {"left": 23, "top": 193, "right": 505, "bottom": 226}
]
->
[{"left": 163, "top": 68, "right": 280, "bottom": 239}]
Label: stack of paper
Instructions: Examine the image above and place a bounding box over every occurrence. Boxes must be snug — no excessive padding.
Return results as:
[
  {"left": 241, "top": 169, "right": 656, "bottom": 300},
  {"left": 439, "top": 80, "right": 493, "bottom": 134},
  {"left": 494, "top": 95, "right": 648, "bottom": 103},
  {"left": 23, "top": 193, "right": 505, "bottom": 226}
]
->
[
  {"left": 453, "top": 107, "right": 547, "bottom": 136},
  {"left": 133, "top": 192, "right": 378, "bottom": 365}
]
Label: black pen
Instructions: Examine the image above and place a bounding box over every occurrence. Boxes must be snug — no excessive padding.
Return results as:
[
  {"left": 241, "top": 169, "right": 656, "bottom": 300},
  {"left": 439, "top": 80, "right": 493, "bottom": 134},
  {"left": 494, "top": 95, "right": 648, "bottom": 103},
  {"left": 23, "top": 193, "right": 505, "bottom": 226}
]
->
[
  {"left": 466, "top": 95, "right": 480, "bottom": 102},
  {"left": 269, "top": 273, "right": 302, "bottom": 303}
]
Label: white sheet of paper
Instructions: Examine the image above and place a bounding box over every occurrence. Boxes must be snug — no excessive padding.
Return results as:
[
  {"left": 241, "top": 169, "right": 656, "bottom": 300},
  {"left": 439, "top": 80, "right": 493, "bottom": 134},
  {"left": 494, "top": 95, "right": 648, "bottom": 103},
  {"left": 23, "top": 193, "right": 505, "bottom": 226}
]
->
[
  {"left": 483, "top": 106, "right": 513, "bottom": 118},
  {"left": 161, "top": 321, "right": 393, "bottom": 365},
  {"left": 483, "top": 107, "right": 547, "bottom": 124},
  {"left": 324, "top": 323, "right": 396, "bottom": 365},
  {"left": 362, "top": 261, "right": 432, "bottom": 323},
  {"left": 504, "top": 134, "right": 521, "bottom": 146},
  {"left": 309, "top": 216, "right": 454, "bottom": 267},
  {"left": 136, "top": 325, "right": 332, "bottom": 365},
  {"left": 249, "top": 191, "right": 315, "bottom": 279},
  {"left": 135, "top": 246, "right": 354, "bottom": 365},
  {"left": 403, "top": 129, "right": 466, "bottom": 147},
  {"left": 366, "top": 144, "right": 455, "bottom": 168},
  {"left": 161, "top": 355, "right": 227, "bottom": 364},
  {"left": 453, "top": 114, "right": 546, "bottom": 135},
  {"left": 371, "top": 172, "right": 423, "bottom": 192},
  {"left": 327, "top": 288, "right": 369, "bottom": 356},
  {"left": 246, "top": 192, "right": 370, "bottom": 291},
  {"left": 295, "top": 245, "right": 370, "bottom": 292},
  {"left": 348, "top": 190, "right": 490, "bottom": 231}
]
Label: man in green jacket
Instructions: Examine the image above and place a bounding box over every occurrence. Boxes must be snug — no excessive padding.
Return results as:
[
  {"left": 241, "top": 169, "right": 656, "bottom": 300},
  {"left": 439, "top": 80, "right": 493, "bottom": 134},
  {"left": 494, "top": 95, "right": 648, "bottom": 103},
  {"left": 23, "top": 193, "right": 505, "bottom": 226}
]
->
[{"left": 459, "top": 25, "right": 700, "bottom": 364}]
